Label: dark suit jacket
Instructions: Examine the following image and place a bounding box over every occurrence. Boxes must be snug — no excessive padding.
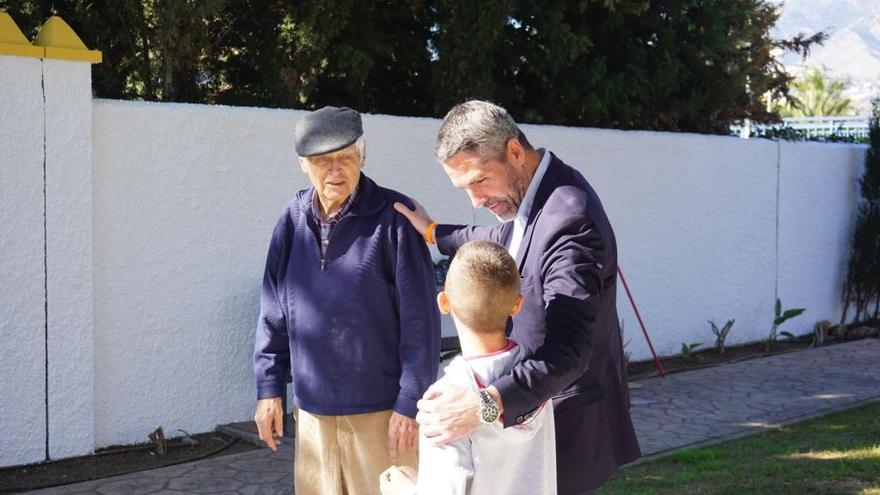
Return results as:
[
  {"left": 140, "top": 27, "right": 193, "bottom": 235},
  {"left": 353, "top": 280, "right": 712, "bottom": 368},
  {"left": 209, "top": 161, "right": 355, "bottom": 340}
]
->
[{"left": 435, "top": 152, "right": 641, "bottom": 493}]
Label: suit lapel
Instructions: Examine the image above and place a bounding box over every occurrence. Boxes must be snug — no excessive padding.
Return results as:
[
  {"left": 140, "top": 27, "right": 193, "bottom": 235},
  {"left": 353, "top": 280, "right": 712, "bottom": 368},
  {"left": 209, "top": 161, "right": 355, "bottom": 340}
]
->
[{"left": 515, "top": 154, "right": 563, "bottom": 270}]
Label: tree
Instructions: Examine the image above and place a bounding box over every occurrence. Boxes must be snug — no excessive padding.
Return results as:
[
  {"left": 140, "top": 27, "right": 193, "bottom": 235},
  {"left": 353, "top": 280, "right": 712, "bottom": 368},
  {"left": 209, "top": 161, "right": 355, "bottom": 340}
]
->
[
  {"left": 429, "top": 0, "right": 511, "bottom": 115},
  {"left": 776, "top": 68, "right": 855, "bottom": 117},
  {"left": 842, "top": 97, "right": 880, "bottom": 323},
  {"left": 432, "top": 0, "right": 824, "bottom": 132},
  {"left": 305, "top": 0, "right": 434, "bottom": 116},
  {"left": 1, "top": 0, "right": 823, "bottom": 133}
]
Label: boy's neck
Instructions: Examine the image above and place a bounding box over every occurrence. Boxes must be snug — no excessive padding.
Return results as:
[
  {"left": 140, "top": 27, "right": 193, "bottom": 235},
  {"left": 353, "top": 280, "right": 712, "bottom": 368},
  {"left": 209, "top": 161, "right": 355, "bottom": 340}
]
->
[{"left": 458, "top": 326, "right": 510, "bottom": 358}]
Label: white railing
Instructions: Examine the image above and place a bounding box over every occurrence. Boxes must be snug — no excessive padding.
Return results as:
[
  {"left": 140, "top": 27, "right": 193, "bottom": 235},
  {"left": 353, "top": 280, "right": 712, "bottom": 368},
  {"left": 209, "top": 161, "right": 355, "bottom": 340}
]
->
[
  {"left": 782, "top": 116, "right": 869, "bottom": 139},
  {"left": 734, "top": 115, "right": 869, "bottom": 140}
]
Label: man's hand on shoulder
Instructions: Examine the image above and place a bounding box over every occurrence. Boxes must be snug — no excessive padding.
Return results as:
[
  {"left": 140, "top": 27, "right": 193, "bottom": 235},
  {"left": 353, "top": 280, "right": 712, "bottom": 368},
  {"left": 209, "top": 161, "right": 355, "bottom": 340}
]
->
[
  {"left": 393, "top": 198, "right": 433, "bottom": 238},
  {"left": 416, "top": 382, "right": 504, "bottom": 444},
  {"left": 388, "top": 411, "right": 418, "bottom": 462},
  {"left": 254, "top": 397, "right": 284, "bottom": 451}
]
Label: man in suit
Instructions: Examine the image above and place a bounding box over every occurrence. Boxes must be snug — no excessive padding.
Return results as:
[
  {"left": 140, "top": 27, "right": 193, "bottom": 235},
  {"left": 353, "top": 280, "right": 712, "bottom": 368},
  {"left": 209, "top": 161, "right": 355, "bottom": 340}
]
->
[{"left": 394, "top": 100, "right": 640, "bottom": 494}]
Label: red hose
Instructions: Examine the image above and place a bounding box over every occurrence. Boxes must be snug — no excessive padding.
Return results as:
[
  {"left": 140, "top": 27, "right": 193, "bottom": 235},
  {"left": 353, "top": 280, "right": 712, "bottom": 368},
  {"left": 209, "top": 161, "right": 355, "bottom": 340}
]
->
[{"left": 618, "top": 266, "right": 665, "bottom": 377}]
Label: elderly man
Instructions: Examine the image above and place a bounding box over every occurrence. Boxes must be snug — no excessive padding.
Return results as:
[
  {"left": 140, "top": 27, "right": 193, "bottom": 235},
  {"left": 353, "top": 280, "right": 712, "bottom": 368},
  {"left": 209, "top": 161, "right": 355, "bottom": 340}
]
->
[
  {"left": 254, "top": 106, "right": 440, "bottom": 495},
  {"left": 395, "top": 100, "right": 640, "bottom": 494}
]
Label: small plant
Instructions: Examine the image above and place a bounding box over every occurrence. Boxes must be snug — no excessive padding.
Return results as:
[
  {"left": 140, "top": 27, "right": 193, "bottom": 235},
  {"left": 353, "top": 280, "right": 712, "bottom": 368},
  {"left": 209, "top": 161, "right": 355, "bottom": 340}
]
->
[
  {"left": 765, "top": 298, "right": 805, "bottom": 351},
  {"left": 680, "top": 342, "right": 702, "bottom": 362},
  {"left": 708, "top": 319, "right": 735, "bottom": 355}
]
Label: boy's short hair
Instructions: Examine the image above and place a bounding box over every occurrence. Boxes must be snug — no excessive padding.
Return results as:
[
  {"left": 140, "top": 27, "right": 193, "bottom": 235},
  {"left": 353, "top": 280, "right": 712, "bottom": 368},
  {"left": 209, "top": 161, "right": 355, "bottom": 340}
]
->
[{"left": 445, "top": 240, "right": 521, "bottom": 334}]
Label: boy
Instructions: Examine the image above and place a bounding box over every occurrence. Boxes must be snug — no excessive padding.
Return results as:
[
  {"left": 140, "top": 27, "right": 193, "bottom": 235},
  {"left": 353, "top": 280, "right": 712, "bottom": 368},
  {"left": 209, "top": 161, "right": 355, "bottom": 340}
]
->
[{"left": 380, "top": 240, "right": 557, "bottom": 495}]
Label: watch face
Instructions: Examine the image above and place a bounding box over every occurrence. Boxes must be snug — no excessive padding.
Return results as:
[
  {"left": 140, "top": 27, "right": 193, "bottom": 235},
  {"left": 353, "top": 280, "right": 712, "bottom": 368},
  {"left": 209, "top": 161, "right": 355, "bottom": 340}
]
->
[{"left": 481, "top": 405, "right": 500, "bottom": 423}]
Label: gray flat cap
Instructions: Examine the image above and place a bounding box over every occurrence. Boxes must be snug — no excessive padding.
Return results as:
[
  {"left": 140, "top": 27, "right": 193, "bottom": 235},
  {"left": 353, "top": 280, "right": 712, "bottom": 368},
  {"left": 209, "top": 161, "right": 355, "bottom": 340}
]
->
[{"left": 294, "top": 106, "right": 363, "bottom": 157}]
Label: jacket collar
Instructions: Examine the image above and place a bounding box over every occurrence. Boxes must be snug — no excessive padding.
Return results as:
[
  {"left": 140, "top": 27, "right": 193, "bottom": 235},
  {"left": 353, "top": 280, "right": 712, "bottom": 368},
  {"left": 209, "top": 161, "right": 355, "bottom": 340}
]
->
[
  {"left": 514, "top": 152, "right": 564, "bottom": 268},
  {"left": 302, "top": 172, "right": 386, "bottom": 219},
  {"left": 525, "top": 152, "right": 564, "bottom": 224}
]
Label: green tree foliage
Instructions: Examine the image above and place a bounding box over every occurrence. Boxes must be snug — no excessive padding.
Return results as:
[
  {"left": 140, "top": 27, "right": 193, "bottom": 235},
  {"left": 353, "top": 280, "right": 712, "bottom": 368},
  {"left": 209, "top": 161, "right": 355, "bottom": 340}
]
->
[
  {"left": 305, "top": 0, "right": 434, "bottom": 115},
  {"left": 842, "top": 98, "right": 880, "bottom": 323},
  {"left": 0, "top": 0, "right": 823, "bottom": 133},
  {"left": 776, "top": 68, "right": 856, "bottom": 117},
  {"left": 430, "top": 0, "right": 512, "bottom": 114}
]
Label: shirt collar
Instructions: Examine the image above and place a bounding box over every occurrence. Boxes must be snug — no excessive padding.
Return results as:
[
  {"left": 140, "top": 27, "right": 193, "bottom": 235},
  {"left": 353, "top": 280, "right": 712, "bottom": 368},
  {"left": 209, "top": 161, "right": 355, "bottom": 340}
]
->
[
  {"left": 514, "top": 148, "right": 551, "bottom": 228},
  {"left": 312, "top": 179, "right": 360, "bottom": 223}
]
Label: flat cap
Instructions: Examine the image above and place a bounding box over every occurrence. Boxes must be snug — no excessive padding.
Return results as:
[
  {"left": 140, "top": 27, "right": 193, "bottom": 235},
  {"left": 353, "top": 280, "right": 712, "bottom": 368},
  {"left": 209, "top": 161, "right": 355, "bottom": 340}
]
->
[{"left": 294, "top": 106, "right": 363, "bottom": 157}]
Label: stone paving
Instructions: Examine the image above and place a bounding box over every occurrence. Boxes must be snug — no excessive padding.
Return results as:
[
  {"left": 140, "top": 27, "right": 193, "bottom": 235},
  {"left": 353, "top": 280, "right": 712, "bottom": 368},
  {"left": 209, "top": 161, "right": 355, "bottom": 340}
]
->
[
  {"left": 25, "top": 339, "right": 880, "bottom": 494},
  {"left": 628, "top": 338, "right": 880, "bottom": 456}
]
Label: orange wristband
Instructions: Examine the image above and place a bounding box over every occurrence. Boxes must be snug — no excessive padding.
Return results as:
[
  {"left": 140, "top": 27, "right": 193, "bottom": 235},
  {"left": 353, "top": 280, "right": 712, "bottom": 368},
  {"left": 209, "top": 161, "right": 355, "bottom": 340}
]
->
[{"left": 424, "top": 222, "right": 438, "bottom": 244}]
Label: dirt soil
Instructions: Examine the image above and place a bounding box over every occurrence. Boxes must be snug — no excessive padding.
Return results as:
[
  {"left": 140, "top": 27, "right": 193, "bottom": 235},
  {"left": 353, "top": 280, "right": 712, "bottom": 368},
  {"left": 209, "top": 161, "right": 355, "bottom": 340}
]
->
[
  {"left": 0, "top": 431, "right": 257, "bottom": 494},
  {"left": 626, "top": 334, "right": 872, "bottom": 378}
]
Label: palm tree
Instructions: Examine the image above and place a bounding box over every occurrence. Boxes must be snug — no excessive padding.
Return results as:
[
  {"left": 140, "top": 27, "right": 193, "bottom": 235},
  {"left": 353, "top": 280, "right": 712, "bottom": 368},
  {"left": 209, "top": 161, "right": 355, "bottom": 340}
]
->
[{"left": 777, "top": 68, "right": 856, "bottom": 117}]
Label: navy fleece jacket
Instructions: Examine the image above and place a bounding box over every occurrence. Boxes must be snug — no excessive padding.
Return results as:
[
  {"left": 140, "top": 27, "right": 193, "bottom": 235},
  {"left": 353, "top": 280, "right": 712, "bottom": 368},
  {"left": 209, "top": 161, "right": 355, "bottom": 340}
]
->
[{"left": 253, "top": 173, "right": 440, "bottom": 418}]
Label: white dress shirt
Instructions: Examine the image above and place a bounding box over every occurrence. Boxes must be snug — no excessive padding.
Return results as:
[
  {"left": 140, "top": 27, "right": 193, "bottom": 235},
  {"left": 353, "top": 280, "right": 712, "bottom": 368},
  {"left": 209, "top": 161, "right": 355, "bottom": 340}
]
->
[{"left": 507, "top": 148, "right": 552, "bottom": 258}]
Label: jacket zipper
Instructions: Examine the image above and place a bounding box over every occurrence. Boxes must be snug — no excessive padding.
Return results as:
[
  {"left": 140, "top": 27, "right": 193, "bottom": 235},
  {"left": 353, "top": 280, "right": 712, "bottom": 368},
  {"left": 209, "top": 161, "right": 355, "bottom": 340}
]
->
[{"left": 320, "top": 216, "right": 351, "bottom": 271}]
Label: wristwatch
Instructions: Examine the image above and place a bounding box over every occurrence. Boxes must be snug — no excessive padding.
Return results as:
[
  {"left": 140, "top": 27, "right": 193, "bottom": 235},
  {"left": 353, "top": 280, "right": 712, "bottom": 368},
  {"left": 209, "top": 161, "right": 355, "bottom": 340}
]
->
[{"left": 476, "top": 389, "right": 500, "bottom": 424}]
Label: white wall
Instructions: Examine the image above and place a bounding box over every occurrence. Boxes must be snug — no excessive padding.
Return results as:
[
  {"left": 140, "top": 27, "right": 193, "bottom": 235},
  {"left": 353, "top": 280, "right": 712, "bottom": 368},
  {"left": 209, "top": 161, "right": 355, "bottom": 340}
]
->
[
  {"left": 44, "top": 59, "right": 96, "bottom": 461},
  {"left": 1, "top": 90, "right": 867, "bottom": 465},
  {"left": 0, "top": 55, "right": 47, "bottom": 467},
  {"left": 777, "top": 141, "right": 865, "bottom": 330},
  {"left": 91, "top": 101, "right": 301, "bottom": 447},
  {"left": 527, "top": 126, "right": 781, "bottom": 358}
]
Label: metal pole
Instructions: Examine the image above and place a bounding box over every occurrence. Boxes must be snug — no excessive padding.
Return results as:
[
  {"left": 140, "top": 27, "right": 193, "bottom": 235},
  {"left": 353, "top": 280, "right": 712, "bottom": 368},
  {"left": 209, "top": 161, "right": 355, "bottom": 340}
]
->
[{"left": 618, "top": 266, "right": 665, "bottom": 377}]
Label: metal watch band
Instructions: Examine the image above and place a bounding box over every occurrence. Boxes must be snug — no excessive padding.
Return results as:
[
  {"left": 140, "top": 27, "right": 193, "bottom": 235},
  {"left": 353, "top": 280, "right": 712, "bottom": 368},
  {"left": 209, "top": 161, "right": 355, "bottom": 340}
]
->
[{"left": 477, "top": 389, "right": 500, "bottom": 424}]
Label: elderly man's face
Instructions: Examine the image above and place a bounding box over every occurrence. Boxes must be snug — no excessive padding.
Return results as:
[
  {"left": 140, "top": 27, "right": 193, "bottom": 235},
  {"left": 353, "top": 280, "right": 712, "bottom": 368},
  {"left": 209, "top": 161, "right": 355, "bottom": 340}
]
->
[
  {"left": 442, "top": 146, "right": 528, "bottom": 222},
  {"left": 300, "top": 143, "right": 364, "bottom": 211}
]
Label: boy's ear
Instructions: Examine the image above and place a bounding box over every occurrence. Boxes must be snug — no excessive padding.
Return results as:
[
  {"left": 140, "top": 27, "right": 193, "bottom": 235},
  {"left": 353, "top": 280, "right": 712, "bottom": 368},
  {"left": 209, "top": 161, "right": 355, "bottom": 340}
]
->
[
  {"left": 509, "top": 294, "right": 524, "bottom": 317},
  {"left": 437, "top": 291, "right": 450, "bottom": 315}
]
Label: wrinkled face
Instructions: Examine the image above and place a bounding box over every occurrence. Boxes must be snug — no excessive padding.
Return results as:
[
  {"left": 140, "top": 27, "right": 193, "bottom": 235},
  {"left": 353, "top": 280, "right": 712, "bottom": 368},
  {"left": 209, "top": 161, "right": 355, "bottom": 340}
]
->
[
  {"left": 442, "top": 150, "right": 528, "bottom": 221},
  {"left": 300, "top": 143, "right": 364, "bottom": 207}
]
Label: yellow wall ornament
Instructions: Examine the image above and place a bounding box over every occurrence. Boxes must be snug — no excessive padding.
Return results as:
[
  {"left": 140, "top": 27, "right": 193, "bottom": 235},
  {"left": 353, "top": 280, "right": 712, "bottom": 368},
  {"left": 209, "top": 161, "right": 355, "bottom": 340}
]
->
[
  {"left": 0, "top": 12, "right": 43, "bottom": 58},
  {"left": 0, "top": 12, "right": 101, "bottom": 63},
  {"left": 33, "top": 16, "right": 102, "bottom": 63}
]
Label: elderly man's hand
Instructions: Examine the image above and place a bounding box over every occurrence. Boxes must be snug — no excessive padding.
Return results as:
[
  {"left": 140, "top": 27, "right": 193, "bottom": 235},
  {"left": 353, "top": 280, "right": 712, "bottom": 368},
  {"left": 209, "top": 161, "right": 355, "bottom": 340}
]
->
[
  {"left": 393, "top": 199, "right": 433, "bottom": 238},
  {"left": 254, "top": 397, "right": 284, "bottom": 451},
  {"left": 388, "top": 412, "right": 418, "bottom": 462},
  {"left": 417, "top": 382, "right": 499, "bottom": 445}
]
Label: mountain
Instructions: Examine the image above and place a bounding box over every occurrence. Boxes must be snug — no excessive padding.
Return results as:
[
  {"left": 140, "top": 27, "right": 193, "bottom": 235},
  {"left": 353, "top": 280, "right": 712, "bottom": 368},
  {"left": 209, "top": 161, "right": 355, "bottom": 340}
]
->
[{"left": 773, "top": 0, "right": 880, "bottom": 113}]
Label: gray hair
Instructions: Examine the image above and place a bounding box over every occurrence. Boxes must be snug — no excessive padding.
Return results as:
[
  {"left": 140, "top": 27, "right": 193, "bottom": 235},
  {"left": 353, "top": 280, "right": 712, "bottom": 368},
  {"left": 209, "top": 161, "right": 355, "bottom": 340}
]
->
[
  {"left": 434, "top": 100, "right": 532, "bottom": 163},
  {"left": 354, "top": 136, "right": 366, "bottom": 160}
]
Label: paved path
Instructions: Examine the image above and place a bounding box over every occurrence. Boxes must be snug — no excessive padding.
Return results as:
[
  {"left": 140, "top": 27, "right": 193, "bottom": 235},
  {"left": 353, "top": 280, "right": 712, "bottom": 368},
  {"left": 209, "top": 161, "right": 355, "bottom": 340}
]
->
[
  {"left": 26, "top": 339, "right": 880, "bottom": 494},
  {"left": 628, "top": 338, "right": 880, "bottom": 457}
]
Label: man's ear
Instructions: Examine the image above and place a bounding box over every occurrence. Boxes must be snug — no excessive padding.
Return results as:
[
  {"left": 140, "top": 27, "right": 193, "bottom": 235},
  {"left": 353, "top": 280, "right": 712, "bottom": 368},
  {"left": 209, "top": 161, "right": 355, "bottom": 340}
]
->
[
  {"left": 298, "top": 157, "right": 308, "bottom": 174},
  {"left": 359, "top": 142, "right": 367, "bottom": 169},
  {"left": 509, "top": 294, "right": 524, "bottom": 317},
  {"left": 506, "top": 137, "right": 526, "bottom": 167},
  {"left": 437, "top": 291, "right": 450, "bottom": 315}
]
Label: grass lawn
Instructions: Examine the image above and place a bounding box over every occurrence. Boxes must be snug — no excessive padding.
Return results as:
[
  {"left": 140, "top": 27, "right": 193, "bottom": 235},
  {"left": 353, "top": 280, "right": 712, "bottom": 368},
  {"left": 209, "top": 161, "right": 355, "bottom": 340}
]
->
[{"left": 600, "top": 402, "right": 880, "bottom": 495}]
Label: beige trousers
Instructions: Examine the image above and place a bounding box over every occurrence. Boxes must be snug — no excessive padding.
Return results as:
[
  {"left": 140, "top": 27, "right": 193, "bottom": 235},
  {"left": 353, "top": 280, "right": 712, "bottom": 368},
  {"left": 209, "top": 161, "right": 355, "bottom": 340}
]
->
[{"left": 293, "top": 408, "right": 417, "bottom": 495}]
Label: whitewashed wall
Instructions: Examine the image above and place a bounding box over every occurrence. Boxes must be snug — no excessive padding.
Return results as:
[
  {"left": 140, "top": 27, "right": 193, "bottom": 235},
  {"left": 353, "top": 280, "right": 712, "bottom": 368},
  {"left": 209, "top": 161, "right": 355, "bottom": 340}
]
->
[
  {"left": 0, "top": 90, "right": 866, "bottom": 466},
  {"left": 777, "top": 142, "right": 864, "bottom": 331},
  {"left": 0, "top": 55, "right": 47, "bottom": 468},
  {"left": 527, "top": 127, "right": 783, "bottom": 359},
  {"left": 44, "top": 59, "right": 96, "bottom": 461},
  {"left": 91, "top": 101, "right": 300, "bottom": 448}
]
